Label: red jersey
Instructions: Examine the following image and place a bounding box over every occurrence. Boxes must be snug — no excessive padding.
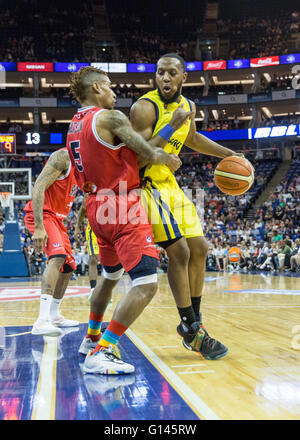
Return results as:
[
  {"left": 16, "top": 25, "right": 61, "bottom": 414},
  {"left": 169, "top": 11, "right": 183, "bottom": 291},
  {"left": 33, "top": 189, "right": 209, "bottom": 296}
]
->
[
  {"left": 66, "top": 106, "right": 139, "bottom": 194},
  {"left": 24, "top": 148, "right": 78, "bottom": 219}
]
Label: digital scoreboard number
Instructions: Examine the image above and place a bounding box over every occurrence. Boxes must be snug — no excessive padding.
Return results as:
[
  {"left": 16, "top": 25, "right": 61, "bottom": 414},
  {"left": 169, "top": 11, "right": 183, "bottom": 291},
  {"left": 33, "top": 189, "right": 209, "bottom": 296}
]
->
[
  {"left": 0, "top": 134, "right": 16, "bottom": 154},
  {"left": 25, "top": 132, "right": 41, "bottom": 145}
]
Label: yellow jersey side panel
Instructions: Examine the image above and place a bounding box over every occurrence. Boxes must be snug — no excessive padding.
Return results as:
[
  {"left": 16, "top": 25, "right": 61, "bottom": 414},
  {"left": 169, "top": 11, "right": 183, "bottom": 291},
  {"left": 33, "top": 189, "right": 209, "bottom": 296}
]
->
[
  {"left": 141, "top": 177, "right": 204, "bottom": 243},
  {"left": 86, "top": 222, "right": 99, "bottom": 255}
]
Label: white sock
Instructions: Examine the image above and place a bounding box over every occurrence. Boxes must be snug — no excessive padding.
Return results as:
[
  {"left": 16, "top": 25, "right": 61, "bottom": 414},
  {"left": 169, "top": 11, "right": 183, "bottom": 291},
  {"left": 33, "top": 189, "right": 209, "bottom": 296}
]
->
[
  {"left": 38, "top": 294, "right": 53, "bottom": 321},
  {"left": 50, "top": 298, "right": 62, "bottom": 321}
]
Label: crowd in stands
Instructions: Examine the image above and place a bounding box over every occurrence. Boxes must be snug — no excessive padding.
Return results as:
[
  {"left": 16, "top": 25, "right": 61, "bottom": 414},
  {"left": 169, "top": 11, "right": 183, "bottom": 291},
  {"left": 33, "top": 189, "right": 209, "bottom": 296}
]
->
[
  {"left": 0, "top": 0, "right": 94, "bottom": 63},
  {"left": 216, "top": 6, "right": 300, "bottom": 59},
  {"left": 0, "top": 0, "right": 299, "bottom": 64}
]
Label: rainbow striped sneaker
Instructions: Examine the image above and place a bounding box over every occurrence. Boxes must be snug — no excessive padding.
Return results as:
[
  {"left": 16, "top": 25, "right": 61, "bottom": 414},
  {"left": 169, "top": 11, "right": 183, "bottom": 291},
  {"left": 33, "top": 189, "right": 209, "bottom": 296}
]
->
[
  {"left": 178, "top": 321, "right": 228, "bottom": 360},
  {"left": 79, "top": 335, "right": 121, "bottom": 359},
  {"left": 83, "top": 345, "right": 134, "bottom": 375}
]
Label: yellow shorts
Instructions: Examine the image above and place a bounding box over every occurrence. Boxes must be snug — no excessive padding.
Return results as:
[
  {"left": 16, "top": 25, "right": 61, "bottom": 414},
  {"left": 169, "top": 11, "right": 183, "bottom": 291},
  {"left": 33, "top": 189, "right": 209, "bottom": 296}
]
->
[
  {"left": 86, "top": 222, "right": 99, "bottom": 256},
  {"left": 141, "top": 176, "right": 204, "bottom": 243}
]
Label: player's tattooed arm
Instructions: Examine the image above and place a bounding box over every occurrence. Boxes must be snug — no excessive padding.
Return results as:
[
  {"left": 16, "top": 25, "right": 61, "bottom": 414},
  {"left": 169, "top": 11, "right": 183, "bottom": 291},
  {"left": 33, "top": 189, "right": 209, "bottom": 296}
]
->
[
  {"left": 98, "top": 110, "right": 181, "bottom": 172},
  {"left": 32, "top": 149, "right": 70, "bottom": 251}
]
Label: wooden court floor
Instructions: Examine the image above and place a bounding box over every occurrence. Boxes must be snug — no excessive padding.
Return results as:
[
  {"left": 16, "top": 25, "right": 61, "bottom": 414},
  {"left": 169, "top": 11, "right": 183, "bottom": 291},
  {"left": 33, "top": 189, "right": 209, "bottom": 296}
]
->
[{"left": 0, "top": 271, "right": 300, "bottom": 420}]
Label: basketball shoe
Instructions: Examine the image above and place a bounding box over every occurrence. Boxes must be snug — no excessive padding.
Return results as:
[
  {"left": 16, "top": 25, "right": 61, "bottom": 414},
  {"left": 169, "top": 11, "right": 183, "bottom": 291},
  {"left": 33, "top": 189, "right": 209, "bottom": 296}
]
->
[
  {"left": 177, "top": 316, "right": 228, "bottom": 360},
  {"left": 83, "top": 345, "right": 134, "bottom": 375},
  {"left": 32, "top": 319, "right": 63, "bottom": 337},
  {"left": 79, "top": 332, "right": 121, "bottom": 359},
  {"left": 52, "top": 315, "right": 79, "bottom": 327}
]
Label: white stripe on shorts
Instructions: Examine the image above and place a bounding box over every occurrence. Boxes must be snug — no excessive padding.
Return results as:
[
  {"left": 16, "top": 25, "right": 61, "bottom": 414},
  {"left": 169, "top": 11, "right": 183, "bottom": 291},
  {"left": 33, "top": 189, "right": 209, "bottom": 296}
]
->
[
  {"left": 131, "top": 274, "right": 157, "bottom": 288},
  {"left": 102, "top": 267, "right": 125, "bottom": 280}
]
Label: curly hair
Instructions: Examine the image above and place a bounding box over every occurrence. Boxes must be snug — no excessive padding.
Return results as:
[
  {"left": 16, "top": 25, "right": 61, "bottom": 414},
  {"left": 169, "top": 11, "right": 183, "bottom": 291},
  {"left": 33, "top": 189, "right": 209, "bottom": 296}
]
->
[{"left": 69, "top": 66, "right": 108, "bottom": 102}]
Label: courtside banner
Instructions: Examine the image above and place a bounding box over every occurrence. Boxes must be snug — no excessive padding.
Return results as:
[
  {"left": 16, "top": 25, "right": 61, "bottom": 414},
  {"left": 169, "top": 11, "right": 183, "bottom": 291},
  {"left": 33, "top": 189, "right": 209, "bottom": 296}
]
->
[
  {"left": 280, "top": 54, "right": 300, "bottom": 64},
  {"left": 91, "top": 62, "right": 109, "bottom": 71},
  {"left": 203, "top": 60, "right": 226, "bottom": 71},
  {"left": 127, "top": 63, "right": 156, "bottom": 73},
  {"left": 19, "top": 98, "right": 57, "bottom": 107},
  {"left": 250, "top": 56, "right": 280, "bottom": 68},
  {"left": 186, "top": 61, "right": 203, "bottom": 71},
  {"left": 227, "top": 59, "right": 250, "bottom": 69},
  {"left": 0, "top": 62, "right": 17, "bottom": 71},
  {"left": 108, "top": 63, "right": 127, "bottom": 73},
  {"left": 54, "top": 62, "right": 89, "bottom": 72},
  {"left": 199, "top": 129, "right": 248, "bottom": 141},
  {"left": 271, "top": 90, "right": 296, "bottom": 101},
  {"left": 17, "top": 62, "right": 53, "bottom": 72},
  {"left": 217, "top": 94, "right": 248, "bottom": 104}
]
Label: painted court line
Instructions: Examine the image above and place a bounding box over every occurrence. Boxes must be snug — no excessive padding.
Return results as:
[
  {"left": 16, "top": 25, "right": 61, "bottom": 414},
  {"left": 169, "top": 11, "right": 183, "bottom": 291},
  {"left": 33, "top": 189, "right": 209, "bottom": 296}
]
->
[
  {"left": 172, "top": 363, "right": 206, "bottom": 368},
  {"left": 178, "top": 370, "right": 215, "bottom": 375},
  {"left": 126, "top": 328, "right": 220, "bottom": 420},
  {"left": 31, "top": 337, "right": 58, "bottom": 420}
]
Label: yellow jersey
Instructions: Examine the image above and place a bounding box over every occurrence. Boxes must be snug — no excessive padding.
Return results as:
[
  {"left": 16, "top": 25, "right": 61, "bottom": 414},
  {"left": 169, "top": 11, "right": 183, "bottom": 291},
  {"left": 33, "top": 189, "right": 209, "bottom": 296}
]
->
[
  {"left": 138, "top": 89, "right": 192, "bottom": 182},
  {"left": 137, "top": 89, "right": 204, "bottom": 242}
]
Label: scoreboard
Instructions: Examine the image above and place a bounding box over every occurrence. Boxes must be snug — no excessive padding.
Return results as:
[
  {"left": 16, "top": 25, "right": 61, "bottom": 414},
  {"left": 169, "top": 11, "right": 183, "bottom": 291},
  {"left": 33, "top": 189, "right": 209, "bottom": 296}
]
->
[{"left": 0, "top": 134, "right": 16, "bottom": 154}]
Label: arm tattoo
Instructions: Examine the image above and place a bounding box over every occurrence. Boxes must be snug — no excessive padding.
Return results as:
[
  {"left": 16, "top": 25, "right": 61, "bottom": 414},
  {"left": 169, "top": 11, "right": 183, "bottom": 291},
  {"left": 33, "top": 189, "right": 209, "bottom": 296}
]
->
[
  {"left": 32, "top": 150, "right": 70, "bottom": 228},
  {"left": 102, "top": 110, "right": 156, "bottom": 159}
]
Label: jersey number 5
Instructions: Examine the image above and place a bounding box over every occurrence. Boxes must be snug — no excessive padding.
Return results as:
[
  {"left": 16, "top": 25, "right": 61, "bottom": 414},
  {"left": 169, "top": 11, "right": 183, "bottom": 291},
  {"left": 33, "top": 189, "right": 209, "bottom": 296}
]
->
[{"left": 69, "top": 141, "right": 83, "bottom": 172}]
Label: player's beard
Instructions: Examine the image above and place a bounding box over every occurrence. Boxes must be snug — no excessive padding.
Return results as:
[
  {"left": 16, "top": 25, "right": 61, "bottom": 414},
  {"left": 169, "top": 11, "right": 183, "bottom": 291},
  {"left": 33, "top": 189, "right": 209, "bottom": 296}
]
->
[{"left": 156, "top": 81, "right": 183, "bottom": 104}]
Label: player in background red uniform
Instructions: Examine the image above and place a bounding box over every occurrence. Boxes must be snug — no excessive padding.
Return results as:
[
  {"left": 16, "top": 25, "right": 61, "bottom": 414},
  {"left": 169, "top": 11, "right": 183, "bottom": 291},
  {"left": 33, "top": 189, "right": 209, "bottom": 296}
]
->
[
  {"left": 24, "top": 148, "right": 79, "bottom": 336},
  {"left": 67, "top": 66, "right": 182, "bottom": 374}
]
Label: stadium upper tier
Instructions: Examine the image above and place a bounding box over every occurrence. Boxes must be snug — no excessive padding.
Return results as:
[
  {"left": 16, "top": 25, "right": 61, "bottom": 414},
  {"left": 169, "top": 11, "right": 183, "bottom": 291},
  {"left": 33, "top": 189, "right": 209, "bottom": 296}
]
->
[{"left": 1, "top": 0, "right": 299, "bottom": 62}]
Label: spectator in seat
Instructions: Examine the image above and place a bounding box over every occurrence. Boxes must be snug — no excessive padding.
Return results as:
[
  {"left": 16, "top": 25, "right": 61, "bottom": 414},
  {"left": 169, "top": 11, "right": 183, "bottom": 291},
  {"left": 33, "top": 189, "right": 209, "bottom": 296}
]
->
[
  {"left": 277, "top": 239, "right": 293, "bottom": 270},
  {"left": 286, "top": 238, "right": 300, "bottom": 272},
  {"left": 73, "top": 248, "right": 82, "bottom": 276},
  {"left": 206, "top": 247, "right": 218, "bottom": 271}
]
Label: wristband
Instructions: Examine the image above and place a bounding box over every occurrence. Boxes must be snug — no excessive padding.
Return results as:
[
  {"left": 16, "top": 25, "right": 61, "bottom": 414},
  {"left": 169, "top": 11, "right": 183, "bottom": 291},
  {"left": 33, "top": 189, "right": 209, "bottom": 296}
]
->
[{"left": 158, "top": 124, "right": 175, "bottom": 141}]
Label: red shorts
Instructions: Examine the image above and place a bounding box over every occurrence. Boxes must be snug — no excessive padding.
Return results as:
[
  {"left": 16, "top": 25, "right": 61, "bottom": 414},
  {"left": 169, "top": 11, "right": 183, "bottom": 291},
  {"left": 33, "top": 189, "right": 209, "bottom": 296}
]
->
[
  {"left": 24, "top": 211, "right": 76, "bottom": 271},
  {"left": 86, "top": 191, "right": 158, "bottom": 272}
]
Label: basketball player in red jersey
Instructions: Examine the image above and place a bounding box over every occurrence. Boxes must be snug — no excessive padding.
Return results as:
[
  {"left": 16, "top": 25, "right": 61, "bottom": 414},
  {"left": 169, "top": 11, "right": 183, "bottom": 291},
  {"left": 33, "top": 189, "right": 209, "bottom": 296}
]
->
[
  {"left": 24, "top": 148, "right": 79, "bottom": 337},
  {"left": 67, "top": 66, "right": 182, "bottom": 374}
]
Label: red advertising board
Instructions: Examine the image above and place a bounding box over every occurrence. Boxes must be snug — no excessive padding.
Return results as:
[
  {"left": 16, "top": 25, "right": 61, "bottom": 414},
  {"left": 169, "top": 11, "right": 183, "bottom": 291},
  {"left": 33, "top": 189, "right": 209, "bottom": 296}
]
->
[
  {"left": 250, "top": 56, "right": 280, "bottom": 68},
  {"left": 203, "top": 60, "right": 226, "bottom": 71},
  {"left": 17, "top": 62, "right": 53, "bottom": 72}
]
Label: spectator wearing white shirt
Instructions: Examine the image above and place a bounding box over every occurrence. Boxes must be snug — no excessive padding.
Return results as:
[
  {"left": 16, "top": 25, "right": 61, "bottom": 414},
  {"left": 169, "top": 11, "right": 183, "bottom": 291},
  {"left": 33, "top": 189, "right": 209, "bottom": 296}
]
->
[
  {"left": 81, "top": 247, "right": 90, "bottom": 275},
  {"left": 73, "top": 248, "right": 83, "bottom": 275},
  {"left": 214, "top": 245, "right": 227, "bottom": 270}
]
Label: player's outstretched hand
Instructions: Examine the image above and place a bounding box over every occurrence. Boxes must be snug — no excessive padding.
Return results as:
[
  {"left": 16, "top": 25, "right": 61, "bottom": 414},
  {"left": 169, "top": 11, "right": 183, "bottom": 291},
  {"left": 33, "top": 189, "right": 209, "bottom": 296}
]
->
[
  {"left": 166, "top": 153, "right": 182, "bottom": 172},
  {"left": 170, "top": 104, "right": 193, "bottom": 131},
  {"left": 33, "top": 227, "right": 48, "bottom": 252}
]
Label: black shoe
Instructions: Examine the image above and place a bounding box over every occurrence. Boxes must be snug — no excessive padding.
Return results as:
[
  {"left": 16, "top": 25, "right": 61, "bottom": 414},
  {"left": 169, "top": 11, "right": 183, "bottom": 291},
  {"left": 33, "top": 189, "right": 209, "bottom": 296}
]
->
[
  {"left": 177, "top": 315, "right": 228, "bottom": 360},
  {"left": 177, "top": 312, "right": 203, "bottom": 338}
]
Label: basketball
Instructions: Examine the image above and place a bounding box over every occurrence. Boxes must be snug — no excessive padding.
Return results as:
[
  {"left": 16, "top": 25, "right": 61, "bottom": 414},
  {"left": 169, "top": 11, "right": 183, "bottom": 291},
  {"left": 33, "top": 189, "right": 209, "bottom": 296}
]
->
[{"left": 214, "top": 156, "right": 254, "bottom": 195}]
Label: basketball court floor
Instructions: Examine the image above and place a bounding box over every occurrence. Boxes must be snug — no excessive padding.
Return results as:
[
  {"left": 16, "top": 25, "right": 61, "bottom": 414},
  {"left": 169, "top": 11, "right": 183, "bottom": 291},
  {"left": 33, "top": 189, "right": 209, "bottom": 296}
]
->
[{"left": 0, "top": 270, "right": 300, "bottom": 420}]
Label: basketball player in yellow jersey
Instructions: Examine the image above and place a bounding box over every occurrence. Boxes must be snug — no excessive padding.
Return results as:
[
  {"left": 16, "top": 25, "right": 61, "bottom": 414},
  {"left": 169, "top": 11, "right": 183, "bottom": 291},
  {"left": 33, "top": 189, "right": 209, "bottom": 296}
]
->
[{"left": 130, "top": 53, "right": 243, "bottom": 359}]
